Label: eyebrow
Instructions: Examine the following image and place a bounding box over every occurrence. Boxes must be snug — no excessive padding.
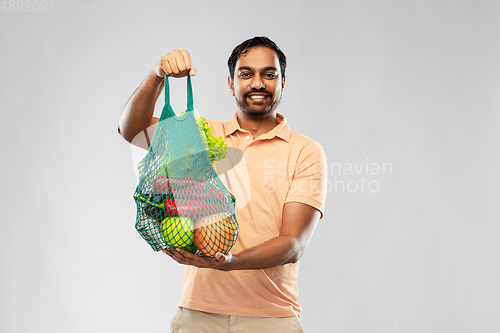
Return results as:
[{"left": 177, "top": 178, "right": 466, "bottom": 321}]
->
[{"left": 238, "top": 66, "right": 278, "bottom": 72}]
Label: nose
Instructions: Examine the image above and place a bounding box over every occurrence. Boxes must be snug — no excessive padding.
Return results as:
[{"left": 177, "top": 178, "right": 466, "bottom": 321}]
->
[{"left": 251, "top": 74, "right": 265, "bottom": 89}]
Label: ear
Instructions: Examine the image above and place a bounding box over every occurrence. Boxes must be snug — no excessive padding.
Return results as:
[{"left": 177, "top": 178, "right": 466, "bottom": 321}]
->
[
  {"left": 282, "top": 75, "right": 286, "bottom": 89},
  {"left": 228, "top": 76, "right": 235, "bottom": 96}
]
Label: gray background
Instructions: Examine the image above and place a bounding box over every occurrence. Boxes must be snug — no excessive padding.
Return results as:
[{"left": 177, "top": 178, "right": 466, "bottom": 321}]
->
[{"left": 1, "top": 0, "right": 499, "bottom": 332}]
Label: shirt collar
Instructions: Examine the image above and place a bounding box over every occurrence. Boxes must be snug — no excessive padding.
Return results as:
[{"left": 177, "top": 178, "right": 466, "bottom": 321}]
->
[{"left": 224, "top": 112, "right": 291, "bottom": 142}]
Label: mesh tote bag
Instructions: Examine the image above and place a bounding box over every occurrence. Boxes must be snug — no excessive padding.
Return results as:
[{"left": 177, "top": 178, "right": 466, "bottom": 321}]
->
[{"left": 133, "top": 75, "right": 238, "bottom": 258}]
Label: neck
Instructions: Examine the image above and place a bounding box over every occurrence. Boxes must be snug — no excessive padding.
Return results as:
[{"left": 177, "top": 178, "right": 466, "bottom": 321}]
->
[{"left": 236, "top": 110, "right": 279, "bottom": 138}]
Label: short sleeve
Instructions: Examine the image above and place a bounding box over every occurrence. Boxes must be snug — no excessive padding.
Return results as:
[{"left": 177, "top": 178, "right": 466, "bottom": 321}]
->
[{"left": 285, "top": 141, "right": 328, "bottom": 219}]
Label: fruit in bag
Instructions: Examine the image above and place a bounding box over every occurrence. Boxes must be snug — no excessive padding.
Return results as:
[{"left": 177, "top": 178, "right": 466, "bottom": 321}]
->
[
  {"left": 194, "top": 212, "right": 238, "bottom": 257},
  {"left": 161, "top": 216, "right": 194, "bottom": 249}
]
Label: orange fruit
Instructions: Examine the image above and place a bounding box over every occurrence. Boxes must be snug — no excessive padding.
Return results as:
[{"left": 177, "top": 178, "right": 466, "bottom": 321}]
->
[{"left": 194, "top": 212, "right": 238, "bottom": 257}]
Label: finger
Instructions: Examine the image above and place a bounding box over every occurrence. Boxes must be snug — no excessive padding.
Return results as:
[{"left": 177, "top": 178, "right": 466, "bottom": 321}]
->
[
  {"left": 181, "top": 50, "right": 192, "bottom": 71},
  {"left": 168, "top": 247, "right": 183, "bottom": 260},
  {"left": 161, "top": 58, "right": 173, "bottom": 77},
  {"left": 168, "top": 248, "right": 194, "bottom": 264},
  {"left": 174, "top": 247, "right": 185, "bottom": 257},
  {"left": 175, "top": 50, "right": 188, "bottom": 73},
  {"left": 168, "top": 54, "right": 180, "bottom": 76},
  {"left": 175, "top": 248, "right": 195, "bottom": 260},
  {"left": 163, "top": 247, "right": 180, "bottom": 262},
  {"left": 162, "top": 247, "right": 173, "bottom": 254},
  {"left": 189, "top": 68, "right": 197, "bottom": 76}
]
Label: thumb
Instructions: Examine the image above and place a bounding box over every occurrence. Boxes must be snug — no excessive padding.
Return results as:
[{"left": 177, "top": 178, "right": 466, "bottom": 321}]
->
[
  {"left": 215, "top": 252, "right": 232, "bottom": 262},
  {"left": 154, "top": 61, "right": 165, "bottom": 78},
  {"left": 190, "top": 68, "right": 197, "bottom": 76}
]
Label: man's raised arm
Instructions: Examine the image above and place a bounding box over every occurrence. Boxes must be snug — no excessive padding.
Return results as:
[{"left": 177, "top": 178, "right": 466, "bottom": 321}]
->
[{"left": 117, "top": 50, "right": 196, "bottom": 144}]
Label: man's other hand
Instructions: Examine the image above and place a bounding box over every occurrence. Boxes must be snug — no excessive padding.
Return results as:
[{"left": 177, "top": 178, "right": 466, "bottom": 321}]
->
[{"left": 162, "top": 246, "right": 233, "bottom": 271}]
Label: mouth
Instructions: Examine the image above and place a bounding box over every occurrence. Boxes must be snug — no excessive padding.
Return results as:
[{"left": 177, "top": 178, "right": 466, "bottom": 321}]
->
[{"left": 246, "top": 93, "right": 270, "bottom": 103}]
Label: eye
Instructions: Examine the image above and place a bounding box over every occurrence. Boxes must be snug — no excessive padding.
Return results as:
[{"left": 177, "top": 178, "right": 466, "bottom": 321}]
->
[
  {"left": 239, "top": 72, "right": 251, "bottom": 78},
  {"left": 265, "top": 72, "right": 278, "bottom": 79}
]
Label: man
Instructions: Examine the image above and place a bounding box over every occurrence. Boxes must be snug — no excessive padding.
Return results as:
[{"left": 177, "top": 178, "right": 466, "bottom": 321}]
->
[{"left": 118, "top": 36, "right": 327, "bottom": 332}]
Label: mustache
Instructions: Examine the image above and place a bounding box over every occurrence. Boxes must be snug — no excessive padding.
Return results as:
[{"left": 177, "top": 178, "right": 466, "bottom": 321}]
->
[{"left": 243, "top": 89, "right": 272, "bottom": 98}]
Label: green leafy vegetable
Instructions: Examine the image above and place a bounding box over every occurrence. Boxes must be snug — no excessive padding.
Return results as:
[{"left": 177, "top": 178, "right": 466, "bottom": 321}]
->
[{"left": 179, "top": 112, "right": 227, "bottom": 163}]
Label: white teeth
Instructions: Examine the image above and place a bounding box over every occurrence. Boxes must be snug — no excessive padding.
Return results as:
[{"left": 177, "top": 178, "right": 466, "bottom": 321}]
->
[{"left": 250, "top": 95, "right": 266, "bottom": 99}]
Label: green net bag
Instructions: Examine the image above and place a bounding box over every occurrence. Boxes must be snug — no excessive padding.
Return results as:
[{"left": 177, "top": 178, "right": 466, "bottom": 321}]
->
[{"left": 133, "top": 75, "right": 238, "bottom": 258}]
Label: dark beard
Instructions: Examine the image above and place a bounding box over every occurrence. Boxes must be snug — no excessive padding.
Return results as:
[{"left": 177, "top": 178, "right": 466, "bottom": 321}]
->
[{"left": 235, "top": 93, "right": 282, "bottom": 117}]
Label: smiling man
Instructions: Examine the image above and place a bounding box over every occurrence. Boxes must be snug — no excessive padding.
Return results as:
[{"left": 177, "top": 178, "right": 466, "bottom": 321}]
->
[
  {"left": 230, "top": 45, "right": 284, "bottom": 118},
  {"left": 118, "top": 36, "right": 327, "bottom": 333}
]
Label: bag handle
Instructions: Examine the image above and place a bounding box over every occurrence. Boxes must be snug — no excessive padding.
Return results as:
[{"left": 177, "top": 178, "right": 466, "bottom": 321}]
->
[{"left": 160, "top": 75, "right": 194, "bottom": 121}]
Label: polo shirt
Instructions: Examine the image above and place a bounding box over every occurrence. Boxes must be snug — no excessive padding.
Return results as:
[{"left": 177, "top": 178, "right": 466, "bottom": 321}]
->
[{"left": 178, "top": 112, "right": 327, "bottom": 318}]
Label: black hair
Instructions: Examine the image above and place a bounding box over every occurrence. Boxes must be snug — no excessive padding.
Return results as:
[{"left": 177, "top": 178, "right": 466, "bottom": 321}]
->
[{"left": 227, "top": 36, "right": 287, "bottom": 81}]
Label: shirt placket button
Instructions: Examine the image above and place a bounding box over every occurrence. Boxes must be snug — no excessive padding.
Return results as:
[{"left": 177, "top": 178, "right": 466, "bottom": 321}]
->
[{"left": 245, "top": 135, "right": 251, "bottom": 150}]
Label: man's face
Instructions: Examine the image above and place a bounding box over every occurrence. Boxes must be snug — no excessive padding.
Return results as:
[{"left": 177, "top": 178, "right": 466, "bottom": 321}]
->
[{"left": 228, "top": 46, "right": 285, "bottom": 117}]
